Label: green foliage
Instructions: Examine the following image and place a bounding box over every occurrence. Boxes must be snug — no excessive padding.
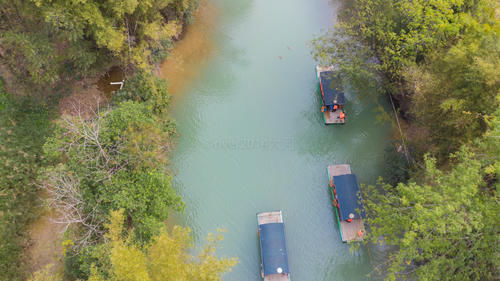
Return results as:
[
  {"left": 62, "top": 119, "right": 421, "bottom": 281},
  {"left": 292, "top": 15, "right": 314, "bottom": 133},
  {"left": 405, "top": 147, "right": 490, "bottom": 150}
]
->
[
  {"left": 0, "top": 79, "right": 51, "bottom": 280},
  {"left": 313, "top": 0, "right": 499, "bottom": 160},
  {"left": 332, "top": 0, "right": 495, "bottom": 79},
  {"left": 31, "top": 0, "right": 191, "bottom": 70},
  {"left": 114, "top": 72, "right": 171, "bottom": 113},
  {"left": 1, "top": 31, "right": 59, "bottom": 85},
  {"left": 315, "top": 2, "right": 500, "bottom": 280},
  {"left": 43, "top": 100, "right": 181, "bottom": 246},
  {"left": 382, "top": 143, "right": 410, "bottom": 186},
  {"left": 85, "top": 209, "right": 238, "bottom": 281},
  {"left": 107, "top": 170, "right": 182, "bottom": 241},
  {"left": 0, "top": 0, "right": 198, "bottom": 86},
  {"left": 363, "top": 147, "right": 499, "bottom": 280},
  {"left": 408, "top": 29, "right": 500, "bottom": 156}
]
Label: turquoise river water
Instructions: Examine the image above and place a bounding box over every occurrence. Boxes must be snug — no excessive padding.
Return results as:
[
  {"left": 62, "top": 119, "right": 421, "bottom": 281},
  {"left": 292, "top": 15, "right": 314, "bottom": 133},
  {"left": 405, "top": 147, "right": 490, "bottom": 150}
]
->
[{"left": 166, "top": 0, "right": 392, "bottom": 280}]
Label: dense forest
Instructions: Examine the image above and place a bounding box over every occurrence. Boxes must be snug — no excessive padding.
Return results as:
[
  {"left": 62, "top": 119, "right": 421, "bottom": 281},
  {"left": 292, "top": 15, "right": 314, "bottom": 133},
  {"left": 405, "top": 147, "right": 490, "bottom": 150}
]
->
[
  {"left": 314, "top": 0, "right": 499, "bottom": 280},
  {"left": 1, "top": 0, "right": 236, "bottom": 280},
  {"left": 0, "top": 0, "right": 498, "bottom": 280}
]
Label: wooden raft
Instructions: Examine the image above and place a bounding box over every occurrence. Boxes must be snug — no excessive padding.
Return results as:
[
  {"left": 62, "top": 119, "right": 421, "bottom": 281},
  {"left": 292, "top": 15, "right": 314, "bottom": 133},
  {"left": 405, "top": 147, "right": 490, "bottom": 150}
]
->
[{"left": 328, "top": 164, "right": 365, "bottom": 242}]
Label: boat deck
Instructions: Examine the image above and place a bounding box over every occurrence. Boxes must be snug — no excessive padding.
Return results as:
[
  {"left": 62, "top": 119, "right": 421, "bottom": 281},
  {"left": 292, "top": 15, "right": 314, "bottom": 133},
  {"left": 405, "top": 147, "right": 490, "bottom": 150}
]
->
[
  {"left": 328, "top": 164, "right": 365, "bottom": 242},
  {"left": 339, "top": 218, "right": 365, "bottom": 242},
  {"left": 258, "top": 211, "right": 283, "bottom": 225},
  {"left": 324, "top": 110, "right": 344, "bottom": 124},
  {"left": 265, "top": 274, "right": 290, "bottom": 281},
  {"left": 328, "top": 164, "right": 351, "bottom": 179}
]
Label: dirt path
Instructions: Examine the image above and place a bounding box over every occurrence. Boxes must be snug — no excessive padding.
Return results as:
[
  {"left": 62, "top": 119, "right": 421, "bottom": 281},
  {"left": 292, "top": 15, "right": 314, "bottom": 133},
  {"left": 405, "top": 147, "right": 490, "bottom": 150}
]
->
[
  {"left": 27, "top": 201, "right": 66, "bottom": 276},
  {"left": 26, "top": 82, "right": 107, "bottom": 277}
]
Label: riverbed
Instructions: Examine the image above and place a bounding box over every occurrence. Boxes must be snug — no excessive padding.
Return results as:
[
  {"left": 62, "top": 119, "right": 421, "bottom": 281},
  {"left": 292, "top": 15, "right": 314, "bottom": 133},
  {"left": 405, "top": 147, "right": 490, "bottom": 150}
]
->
[{"left": 163, "top": 0, "right": 392, "bottom": 280}]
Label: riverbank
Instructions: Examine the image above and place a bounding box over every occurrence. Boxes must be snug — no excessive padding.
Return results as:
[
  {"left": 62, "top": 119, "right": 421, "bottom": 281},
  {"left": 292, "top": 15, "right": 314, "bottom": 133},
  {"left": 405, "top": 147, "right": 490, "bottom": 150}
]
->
[
  {"left": 312, "top": 0, "right": 499, "bottom": 279},
  {"left": 23, "top": 2, "right": 213, "bottom": 278}
]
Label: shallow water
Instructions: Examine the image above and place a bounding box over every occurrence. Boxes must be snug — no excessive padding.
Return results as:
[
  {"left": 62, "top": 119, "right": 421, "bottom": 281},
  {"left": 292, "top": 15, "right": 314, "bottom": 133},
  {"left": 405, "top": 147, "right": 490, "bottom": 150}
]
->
[
  {"left": 165, "top": 0, "right": 392, "bottom": 280},
  {"left": 159, "top": 0, "right": 217, "bottom": 96}
]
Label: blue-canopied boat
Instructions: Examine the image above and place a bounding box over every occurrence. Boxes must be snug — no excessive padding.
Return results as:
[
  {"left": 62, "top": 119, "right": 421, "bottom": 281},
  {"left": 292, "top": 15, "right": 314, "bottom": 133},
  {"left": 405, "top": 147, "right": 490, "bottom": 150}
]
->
[
  {"left": 257, "top": 211, "right": 290, "bottom": 281},
  {"left": 316, "top": 66, "right": 346, "bottom": 124},
  {"left": 327, "top": 164, "right": 365, "bottom": 242}
]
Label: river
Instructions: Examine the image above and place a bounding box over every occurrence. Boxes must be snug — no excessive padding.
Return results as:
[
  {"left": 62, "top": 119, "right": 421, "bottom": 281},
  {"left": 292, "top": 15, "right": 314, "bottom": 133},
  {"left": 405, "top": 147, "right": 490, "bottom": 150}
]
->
[{"left": 163, "top": 0, "right": 392, "bottom": 280}]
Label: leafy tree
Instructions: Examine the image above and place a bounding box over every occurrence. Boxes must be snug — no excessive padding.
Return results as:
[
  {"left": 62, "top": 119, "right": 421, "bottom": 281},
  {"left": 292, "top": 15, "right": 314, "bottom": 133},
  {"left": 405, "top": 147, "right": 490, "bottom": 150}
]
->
[
  {"left": 0, "top": 0, "right": 198, "bottom": 87},
  {"left": 42, "top": 101, "right": 181, "bottom": 246},
  {"left": 322, "top": 0, "right": 496, "bottom": 80},
  {"left": 114, "top": 71, "right": 170, "bottom": 113},
  {"left": 312, "top": 0, "right": 499, "bottom": 161},
  {"left": 87, "top": 209, "right": 238, "bottom": 281},
  {"left": 362, "top": 147, "right": 499, "bottom": 280},
  {"left": 1, "top": 31, "right": 59, "bottom": 85},
  {"left": 31, "top": 0, "right": 191, "bottom": 70},
  {"left": 407, "top": 29, "right": 500, "bottom": 157}
]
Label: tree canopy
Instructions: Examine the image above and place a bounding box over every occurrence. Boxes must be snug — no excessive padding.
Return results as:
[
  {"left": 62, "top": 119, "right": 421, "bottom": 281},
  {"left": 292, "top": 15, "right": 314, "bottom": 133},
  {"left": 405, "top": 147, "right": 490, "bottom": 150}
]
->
[
  {"left": 313, "top": 0, "right": 499, "bottom": 280},
  {"left": 88, "top": 210, "right": 237, "bottom": 281},
  {"left": 42, "top": 100, "right": 182, "bottom": 246},
  {"left": 363, "top": 146, "right": 498, "bottom": 280},
  {"left": 0, "top": 0, "right": 198, "bottom": 86}
]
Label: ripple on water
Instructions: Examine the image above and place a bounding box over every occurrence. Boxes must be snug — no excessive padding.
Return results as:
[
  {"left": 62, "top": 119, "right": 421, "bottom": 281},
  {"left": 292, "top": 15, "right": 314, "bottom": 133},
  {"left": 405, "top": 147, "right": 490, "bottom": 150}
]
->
[{"left": 168, "top": 0, "right": 392, "bottom": 280}]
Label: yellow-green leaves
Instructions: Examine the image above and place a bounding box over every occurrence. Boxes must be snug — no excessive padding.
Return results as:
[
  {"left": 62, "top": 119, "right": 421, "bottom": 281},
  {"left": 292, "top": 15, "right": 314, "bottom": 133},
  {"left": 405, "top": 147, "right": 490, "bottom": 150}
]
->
[
  {"left": 90, "top": 210, "right": 238, "bottom": 281},
  {"left": 108, "top": 0, "right": 139, "bottom": 17},
  {"left": 29, "top": 0, "right": 198, "bottom": 70},
  {"left": 28, "top": 264, "right": 62, "bottom": 281},
  {"left": 111, "top": 243, "right": 150, "bottom": 281}
]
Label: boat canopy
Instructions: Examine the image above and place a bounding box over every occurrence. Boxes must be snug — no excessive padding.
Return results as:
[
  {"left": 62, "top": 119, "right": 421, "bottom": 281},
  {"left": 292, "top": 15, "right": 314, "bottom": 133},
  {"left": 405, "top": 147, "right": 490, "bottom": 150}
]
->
[
  {"left": 320, "top": 71, "right": 345, "bottom": 106},
  {"left": 333, "top": 174, "right": 365, "bottom": 221},
  {"left": 259, "top": 223, "right": 289, "bottom": 276}
]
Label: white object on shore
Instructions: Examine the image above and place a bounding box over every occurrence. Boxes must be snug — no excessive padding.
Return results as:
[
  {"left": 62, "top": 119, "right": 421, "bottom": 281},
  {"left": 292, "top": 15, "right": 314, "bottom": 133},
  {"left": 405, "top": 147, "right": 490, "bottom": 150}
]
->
[{"left": 110, "top": 80, "right": 124, "bottom": 90}]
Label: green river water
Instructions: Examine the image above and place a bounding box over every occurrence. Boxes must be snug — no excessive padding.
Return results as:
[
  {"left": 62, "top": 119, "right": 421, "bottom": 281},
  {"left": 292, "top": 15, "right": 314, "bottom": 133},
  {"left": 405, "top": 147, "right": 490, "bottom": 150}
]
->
[{"left": 167, "top": 0, "right": 392, "bottom": 280}]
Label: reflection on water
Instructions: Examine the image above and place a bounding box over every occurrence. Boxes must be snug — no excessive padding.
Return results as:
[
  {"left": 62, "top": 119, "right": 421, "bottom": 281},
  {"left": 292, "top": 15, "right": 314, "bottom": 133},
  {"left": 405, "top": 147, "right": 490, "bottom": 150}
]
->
[{"left": 159, "top": 0, "right": 217, "bottom": 97}]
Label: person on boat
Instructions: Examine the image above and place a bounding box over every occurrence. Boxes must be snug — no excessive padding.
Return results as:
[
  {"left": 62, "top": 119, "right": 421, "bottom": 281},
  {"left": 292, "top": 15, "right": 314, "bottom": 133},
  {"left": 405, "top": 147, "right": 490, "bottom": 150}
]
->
[
  {"left": 339, "top": 111, "right": 345, "bottom": 121},
  {"left": 333, "top": 104, "right": 338, "bottom": 111}
]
